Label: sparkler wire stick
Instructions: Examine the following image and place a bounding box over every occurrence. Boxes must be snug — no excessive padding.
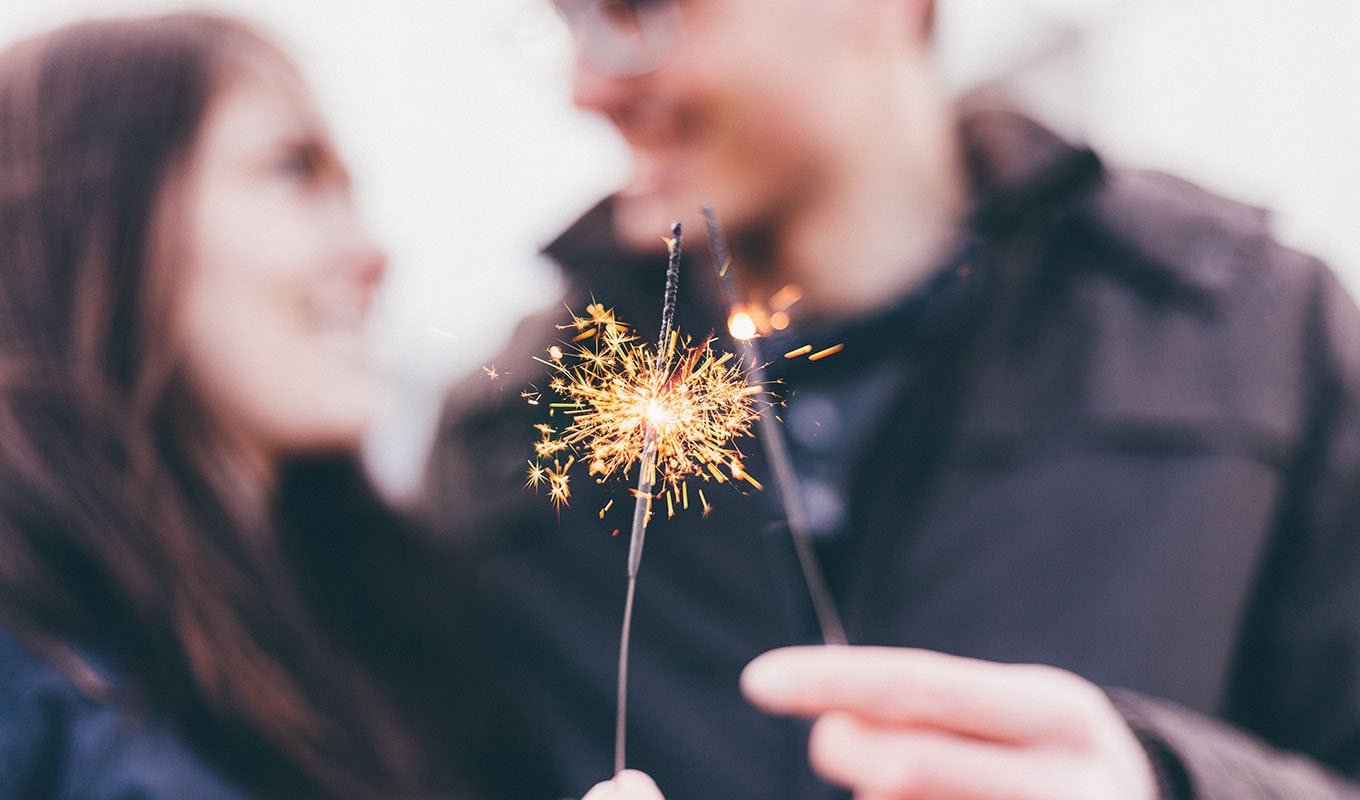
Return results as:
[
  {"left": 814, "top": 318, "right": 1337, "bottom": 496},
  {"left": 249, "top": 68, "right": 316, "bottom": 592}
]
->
[
  {"left": 615, "top": 221, "right": 684, "bottom": 775},
  {"left": 701, "top": 205, "right": 849, "bottom": 647}
]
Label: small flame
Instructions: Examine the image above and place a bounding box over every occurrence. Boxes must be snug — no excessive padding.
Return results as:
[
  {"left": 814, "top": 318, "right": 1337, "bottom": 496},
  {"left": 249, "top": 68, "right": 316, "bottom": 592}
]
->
[{"left": 728, "top": 310, "right": 757, "bottom": 341}]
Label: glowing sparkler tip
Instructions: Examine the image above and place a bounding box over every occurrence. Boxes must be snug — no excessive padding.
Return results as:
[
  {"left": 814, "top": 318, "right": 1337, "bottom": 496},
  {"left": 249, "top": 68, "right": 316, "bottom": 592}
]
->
[{"left": 728, "top": 310, "right": 757, "bottom": 341}]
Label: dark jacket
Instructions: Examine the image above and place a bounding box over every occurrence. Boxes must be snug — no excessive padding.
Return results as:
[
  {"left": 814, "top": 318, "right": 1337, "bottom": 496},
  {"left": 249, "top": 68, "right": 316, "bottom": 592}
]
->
[{"left": 426, "top": 107, "right": 1360, "bottom": 799}]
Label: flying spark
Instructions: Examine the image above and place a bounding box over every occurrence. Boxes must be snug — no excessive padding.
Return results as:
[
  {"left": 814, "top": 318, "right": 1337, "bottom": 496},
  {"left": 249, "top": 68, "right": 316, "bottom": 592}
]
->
[{"left": 807, "top": 344, "right": 844, "bottom": 362}]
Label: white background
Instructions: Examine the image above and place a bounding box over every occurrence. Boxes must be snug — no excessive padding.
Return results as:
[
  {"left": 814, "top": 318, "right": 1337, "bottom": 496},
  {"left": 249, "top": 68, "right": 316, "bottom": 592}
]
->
[{"left": 2, "top": 0, "right": 1357, "bottom": 496}]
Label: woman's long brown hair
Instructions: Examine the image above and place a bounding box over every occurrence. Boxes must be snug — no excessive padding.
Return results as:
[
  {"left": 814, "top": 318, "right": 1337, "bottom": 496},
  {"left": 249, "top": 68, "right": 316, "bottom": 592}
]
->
[{"left": 0, "top": 14, "right": 458, "bottom": 798}]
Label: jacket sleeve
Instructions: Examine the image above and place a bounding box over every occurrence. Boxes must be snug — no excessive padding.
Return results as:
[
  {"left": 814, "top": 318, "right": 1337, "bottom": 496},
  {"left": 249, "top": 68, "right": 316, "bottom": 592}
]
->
[
  {"left": 1114, "top": 262, "right": 1360, "bottom": 800},
  {"left": 1111, "top": 690, "right": 1360, "bottom": 800}
]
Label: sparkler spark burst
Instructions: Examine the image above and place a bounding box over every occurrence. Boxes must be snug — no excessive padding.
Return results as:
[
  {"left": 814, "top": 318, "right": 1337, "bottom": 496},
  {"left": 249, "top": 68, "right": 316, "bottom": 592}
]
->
[{"left": 527, "top": 302, "right": 765, "bottom": 515}]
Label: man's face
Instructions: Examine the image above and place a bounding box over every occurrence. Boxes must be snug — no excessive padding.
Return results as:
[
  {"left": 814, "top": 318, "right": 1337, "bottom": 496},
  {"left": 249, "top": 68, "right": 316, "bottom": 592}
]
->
[{"left": 560, "top": 0, "right": 875, "bottom": 249}]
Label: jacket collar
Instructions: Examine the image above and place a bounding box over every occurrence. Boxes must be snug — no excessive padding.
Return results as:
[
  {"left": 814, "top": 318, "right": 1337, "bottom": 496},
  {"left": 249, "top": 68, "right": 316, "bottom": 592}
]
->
[{"left": 958, "top": 96, "right": 1271, "bottom": 300}]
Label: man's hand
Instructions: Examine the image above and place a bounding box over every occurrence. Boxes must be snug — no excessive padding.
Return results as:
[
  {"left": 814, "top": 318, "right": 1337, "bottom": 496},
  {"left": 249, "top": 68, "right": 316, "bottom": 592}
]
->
[{"left": 741, "top": 646, "right": 1157, "bottom": 800}]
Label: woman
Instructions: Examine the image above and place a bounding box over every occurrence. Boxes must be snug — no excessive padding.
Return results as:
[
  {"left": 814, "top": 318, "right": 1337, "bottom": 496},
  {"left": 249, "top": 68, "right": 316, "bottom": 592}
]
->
[{"left": 0, "top": 12, "right": 658, "bottom": 800}]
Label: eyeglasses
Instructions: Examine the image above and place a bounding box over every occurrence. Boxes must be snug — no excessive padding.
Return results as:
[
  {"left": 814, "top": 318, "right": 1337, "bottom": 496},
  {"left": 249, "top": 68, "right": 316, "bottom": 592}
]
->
[{"left": 553, "top": 0, "right": 682, "bottom": 77}]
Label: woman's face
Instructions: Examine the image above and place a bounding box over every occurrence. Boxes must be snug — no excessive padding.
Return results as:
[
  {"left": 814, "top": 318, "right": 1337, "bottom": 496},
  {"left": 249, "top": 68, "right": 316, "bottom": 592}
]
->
[{"left": 176, "top": 66, "right": 387, "bottom": 467}]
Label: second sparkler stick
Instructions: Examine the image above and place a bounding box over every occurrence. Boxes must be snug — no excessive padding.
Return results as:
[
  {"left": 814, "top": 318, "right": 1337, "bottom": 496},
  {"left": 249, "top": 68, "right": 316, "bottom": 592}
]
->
[{"left": 702, "top": 205, "right": 848, "bottom": 647}]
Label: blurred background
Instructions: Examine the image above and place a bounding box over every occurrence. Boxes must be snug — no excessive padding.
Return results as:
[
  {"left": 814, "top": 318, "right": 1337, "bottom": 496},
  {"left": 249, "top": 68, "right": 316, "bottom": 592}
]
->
[{"left": 2, "top": 0, "right": 1357, "bottom": 498}]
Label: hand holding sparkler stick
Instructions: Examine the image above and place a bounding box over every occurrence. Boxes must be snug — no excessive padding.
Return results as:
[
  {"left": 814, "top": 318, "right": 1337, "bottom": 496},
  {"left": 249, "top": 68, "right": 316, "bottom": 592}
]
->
[{"left": 702, "top": 204, "right": 849, "bottom": 647}]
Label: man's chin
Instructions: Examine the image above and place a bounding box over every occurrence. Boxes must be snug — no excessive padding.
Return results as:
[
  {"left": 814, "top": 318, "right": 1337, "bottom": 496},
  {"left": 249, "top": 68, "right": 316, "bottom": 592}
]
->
[{"left": 612, "top": 192, "right": 691, "bottom": 253}]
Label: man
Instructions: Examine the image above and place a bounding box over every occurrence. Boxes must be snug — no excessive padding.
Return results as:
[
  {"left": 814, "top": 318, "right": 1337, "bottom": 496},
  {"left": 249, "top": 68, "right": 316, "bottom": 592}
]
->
[{"left": 427, "top": 0, "right": 1360, "bottom": 797}]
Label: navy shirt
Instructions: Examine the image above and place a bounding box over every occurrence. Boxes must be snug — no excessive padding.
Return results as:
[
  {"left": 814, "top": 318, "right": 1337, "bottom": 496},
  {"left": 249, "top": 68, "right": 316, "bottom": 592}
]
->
[{"left": 0, "top": 628, "right": 247, "bottom": 800}]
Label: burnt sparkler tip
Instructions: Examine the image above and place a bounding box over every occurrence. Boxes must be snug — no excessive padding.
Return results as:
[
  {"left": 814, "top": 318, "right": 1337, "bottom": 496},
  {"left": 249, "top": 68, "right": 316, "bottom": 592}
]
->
[{"left": 670, "top": 221, "right": 682, "bottom": 238}]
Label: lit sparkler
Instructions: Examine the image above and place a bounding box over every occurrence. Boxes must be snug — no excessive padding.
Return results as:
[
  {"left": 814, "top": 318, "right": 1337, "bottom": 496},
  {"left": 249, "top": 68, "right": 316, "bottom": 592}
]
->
[
  {"left": 523, "top": 223, "right": 766, "bottom": 775},
  {"left": 527, "top": 298, "right": 765, "bottom": 513}
]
